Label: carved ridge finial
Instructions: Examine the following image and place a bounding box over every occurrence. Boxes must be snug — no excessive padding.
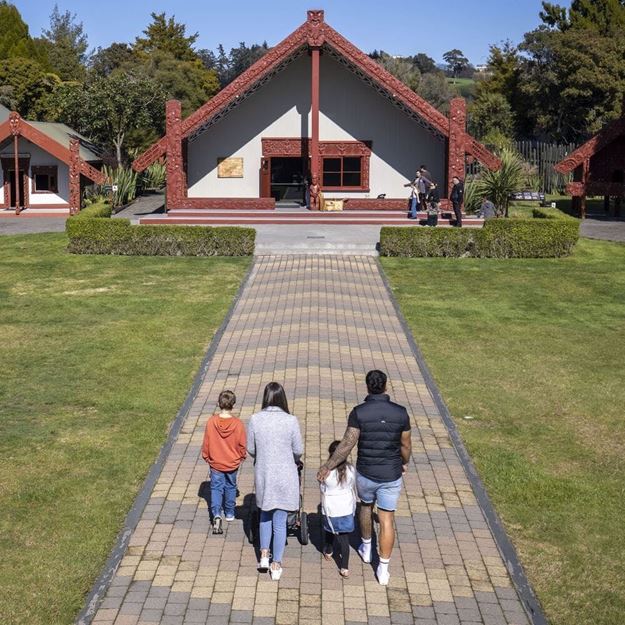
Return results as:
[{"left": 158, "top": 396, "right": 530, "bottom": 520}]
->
[{"left": 307, "top": 9, "right": 324, "bottom": 23}]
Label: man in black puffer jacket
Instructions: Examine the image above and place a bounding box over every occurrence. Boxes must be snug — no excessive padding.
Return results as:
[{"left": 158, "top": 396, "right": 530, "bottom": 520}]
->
[{"left": 317, "top": 370, "right": 412, "bottom": 586}]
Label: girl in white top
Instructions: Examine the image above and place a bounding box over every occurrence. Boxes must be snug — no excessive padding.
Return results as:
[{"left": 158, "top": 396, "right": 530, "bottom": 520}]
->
[{"left": 320, "top": 440, "right": 357, "bottom": 577}]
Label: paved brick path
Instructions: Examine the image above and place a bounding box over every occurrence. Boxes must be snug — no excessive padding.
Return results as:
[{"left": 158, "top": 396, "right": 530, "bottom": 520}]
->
[{"left": 89, "top": 256, "right": 531, "bottom": 625}]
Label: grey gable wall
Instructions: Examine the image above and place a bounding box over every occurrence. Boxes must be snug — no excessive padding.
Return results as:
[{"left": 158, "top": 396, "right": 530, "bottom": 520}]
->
[{"left": 186, "top": 52, "right": 445, "bottom": 199}]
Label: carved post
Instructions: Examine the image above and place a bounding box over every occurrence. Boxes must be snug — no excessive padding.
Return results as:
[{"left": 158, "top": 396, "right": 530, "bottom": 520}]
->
[
  {"left": 447, "top": 97, "right": 467, "bottom": 197},
  {"left": 69, "top": 138, "right": 81, "bottom": 215},
  {"left": 310, "top": 47, "right": 320, "bottom": 205},
  {"left": 9, "top": 112, "right": 21, "bottom": 214},
  {"left": 580, "top": 157, "right": 590, "bottom": 219},
  {"left": 165, "top": 100, "right": 184, "bottom": 211},
  {"left": 307, "top": 10, "right": 325, "bottom": 210}
]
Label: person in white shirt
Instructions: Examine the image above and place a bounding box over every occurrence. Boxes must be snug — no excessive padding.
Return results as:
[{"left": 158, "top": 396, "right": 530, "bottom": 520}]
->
[{"left": 320, "top": 440, "right": 356, "bottom": 577}]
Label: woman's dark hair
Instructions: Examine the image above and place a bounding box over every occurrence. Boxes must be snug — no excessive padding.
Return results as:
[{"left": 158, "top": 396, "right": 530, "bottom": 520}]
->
[
  {"left": 328, "top": 440, "right": 349, "bottom": 485},
  {"left": 218, "top": 390, "right": 236, "bottom": 411},
  {"left": 262, "top": 381, "right": 290, "bottom": 414},
  {"left": 365, "top": 369, "right": 387, "bottom": 395}
]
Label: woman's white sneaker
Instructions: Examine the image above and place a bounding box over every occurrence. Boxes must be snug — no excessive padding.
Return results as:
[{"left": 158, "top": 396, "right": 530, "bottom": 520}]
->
[
  {"left": 270, "top": 563, "right": 283, "bottom": 581},
  {"left": 258, "top": 555, "right": 270, "bottom": 572}
]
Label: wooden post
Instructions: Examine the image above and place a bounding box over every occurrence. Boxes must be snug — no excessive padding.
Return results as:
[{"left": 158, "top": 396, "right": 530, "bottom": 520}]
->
[
  {"left": 447, "top": 98, "right": 467, "bottom": 197},
  {"left": 165, "top": 100, "right": 184, "bottom": 211},
  {"left": 69, "top": 138, "right": 81, "bottom": 215},
  {"left": 580, "top": 158, "right": 590, "bottom": 219},
  {"left": 13, "top": 134, "right": 20, "bottom": 214},
  {"left": 310, "top": 47, "right": 320, "bottom": 208}
]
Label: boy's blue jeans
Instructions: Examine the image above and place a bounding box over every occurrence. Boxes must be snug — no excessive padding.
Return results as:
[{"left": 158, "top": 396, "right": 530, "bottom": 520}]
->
[{"left": 210, "top": 468, "right": 238, "bottom": 519}]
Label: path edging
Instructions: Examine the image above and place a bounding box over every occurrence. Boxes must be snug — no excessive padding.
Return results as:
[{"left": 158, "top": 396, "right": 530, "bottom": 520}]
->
[
  {"left": 375, "top": 257, "right": 549, "bottom": 625},
  {"left": 75, "top": 260, "right": 256, "bottom": 625}
]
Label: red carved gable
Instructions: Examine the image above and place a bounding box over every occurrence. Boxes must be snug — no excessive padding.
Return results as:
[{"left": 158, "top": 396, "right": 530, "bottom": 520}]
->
[
  {"left": 555, "top": 116, "right": 625, "bottom": 174},
  {"left": 133, "top": 9, "right": 499, "bottom": 173}
]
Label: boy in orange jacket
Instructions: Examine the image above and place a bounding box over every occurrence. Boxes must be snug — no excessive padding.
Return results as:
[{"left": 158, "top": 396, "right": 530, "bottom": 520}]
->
[{"left": 201, "top": 390, "right": 246, "bottom": 534}]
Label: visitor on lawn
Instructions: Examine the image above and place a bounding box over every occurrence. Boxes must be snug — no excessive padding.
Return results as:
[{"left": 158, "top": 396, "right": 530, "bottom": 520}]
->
[
  {"left": 201, "top": 390, "right": 247, "bottom": 535},
  {"left": 479, "top": 196, "right": 497, "bottom": 219},
  {"left": 247, "top": 382, "right": 304, "bottom": 581},
  {"left": 317, "top": 370, "right": 412, "bottom": 586},
  {"left": 320, "top": 440, "right": 357, "bottom": 577},
  {"left": 450, "top": 176, "right": 465, "bottom": 227}
]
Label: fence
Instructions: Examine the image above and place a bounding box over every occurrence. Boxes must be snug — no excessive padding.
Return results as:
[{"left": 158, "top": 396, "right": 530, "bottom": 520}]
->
[{"left": 467, "top": 140, "right": 577, "bottom": 194}]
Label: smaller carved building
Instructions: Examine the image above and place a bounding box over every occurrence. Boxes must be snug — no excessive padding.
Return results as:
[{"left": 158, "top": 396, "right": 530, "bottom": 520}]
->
[
  {"left": 555, "top": 114, "right": 625, "bottom": 218},
  {"left": 0, "top": 104, "right": 104, "bottom": 215}
]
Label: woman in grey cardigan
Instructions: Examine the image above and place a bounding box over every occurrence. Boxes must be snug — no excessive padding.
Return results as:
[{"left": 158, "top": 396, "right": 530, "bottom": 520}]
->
[{"left": 247, "top": 382, "right": 303, "bottom": 580}]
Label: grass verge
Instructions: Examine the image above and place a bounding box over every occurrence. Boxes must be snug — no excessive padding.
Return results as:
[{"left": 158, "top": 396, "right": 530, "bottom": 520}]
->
[
  {"left": 0, "top": 233, "right": 250, "bottom": 625},
  {"left": 381, "top": 238, "right": 625, "bottom": 625}
]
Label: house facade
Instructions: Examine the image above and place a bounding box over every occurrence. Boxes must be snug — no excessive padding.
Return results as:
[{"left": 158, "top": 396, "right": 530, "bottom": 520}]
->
[
  {"left": 133, "top": 10, "right": 499, "bottom": 211},
  {"left": 0, "top": 104, "right": 104, "bottom": 215}
]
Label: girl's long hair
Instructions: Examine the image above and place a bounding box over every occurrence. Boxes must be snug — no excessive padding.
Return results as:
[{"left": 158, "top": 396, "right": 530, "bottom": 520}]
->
[
  {"left": 262, "top": 381, "right": 290, "bottom": 414},
  {"left": 328, "top": 440, "right": 349, "bottom": 485}
]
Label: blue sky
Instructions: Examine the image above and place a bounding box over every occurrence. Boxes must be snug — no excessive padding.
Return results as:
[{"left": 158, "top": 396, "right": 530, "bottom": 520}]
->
[{"left": 15, "top": 0, "right": 547, "bottom": 65}]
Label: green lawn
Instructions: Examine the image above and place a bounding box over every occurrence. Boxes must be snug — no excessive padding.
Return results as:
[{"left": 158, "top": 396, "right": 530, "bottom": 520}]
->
[
  {"left": 381, "top": 238, "right": 625, "bottom": 625},
  {"left": 0, "top": 233, "right": 250, "bottom": 625},
  {"left": 447, "top": 77, "right": 475, "bottom": 99}
]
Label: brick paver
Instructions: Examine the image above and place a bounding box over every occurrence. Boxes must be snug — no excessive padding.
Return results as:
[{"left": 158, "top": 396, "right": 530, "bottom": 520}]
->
[{"left": 90, "top": 256, "right": 531, "bottom": 625}]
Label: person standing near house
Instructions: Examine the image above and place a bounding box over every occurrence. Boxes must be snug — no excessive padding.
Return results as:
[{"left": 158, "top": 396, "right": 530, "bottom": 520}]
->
[
  {"left": 317, "top": 370, "right": 412, "bottom": 586},
  {"left": 247, "top": 382, "right": 303, "bottom": 581},
  {"left": 201, "top": 390, "right": 247, "bottom": 535},
  {"left": 418, "top": 166, "right": 432, "bottom": 211},
  {"left": 404, "top": 172, "right": 421, "bottom": 219},
  {"left": 450, "top": 176, "right": 465, "bottom": 227},
  {"left": 426, "top": 182, "right": 441, "bottom": 226}
]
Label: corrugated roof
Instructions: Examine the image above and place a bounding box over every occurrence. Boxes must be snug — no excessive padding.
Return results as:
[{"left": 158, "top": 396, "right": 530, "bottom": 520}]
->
[
  {"left": 0, "top": 104, "right": 10, "bottom": 122},
  {"left": 28, "top": 120, "right": 102, "bottom": 162}
]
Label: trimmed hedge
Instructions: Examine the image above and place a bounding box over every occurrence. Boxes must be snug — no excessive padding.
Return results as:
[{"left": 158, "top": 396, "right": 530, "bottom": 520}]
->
[
  {"left": 74, "top": 202, "right": 112, "bottom": 219},
  {"left": 380, "top": 218, "right": 580, "bottom": 258},
  {"left": 66, "top": 218, "right": 255, "bottom": 256},
  {"left": 532, "top": 207, "right": 578, "bottom": 220}
]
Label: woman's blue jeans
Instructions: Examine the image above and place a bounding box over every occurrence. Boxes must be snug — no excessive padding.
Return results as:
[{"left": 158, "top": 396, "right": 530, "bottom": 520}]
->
[
  {"left": 210, "top": 468, "right": 237, "bottom": 519},
  {"left": 410, "top": 196, "right": 418, "bottom": 218},
  {"left": 259, "top": 509, "right": 288, "bottom": 562}
]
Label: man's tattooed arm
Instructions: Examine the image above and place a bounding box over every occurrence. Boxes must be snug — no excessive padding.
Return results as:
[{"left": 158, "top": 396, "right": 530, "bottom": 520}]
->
[{"left": 317, "top": 426, "right": 360, "bottom": 481}]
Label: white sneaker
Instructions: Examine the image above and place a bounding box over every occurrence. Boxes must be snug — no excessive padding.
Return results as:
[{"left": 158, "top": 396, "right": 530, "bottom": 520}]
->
[
  {"left": 225, "top": 515, "right": 235, "bottom": 522},
  {"left": 270, "top": 564, "right": 283, "bottom": 581},
  {"left": 258, "top": 555, "right": 270, "bottom": 571},
  {"left": 376, "top": 563, "right": 390, "bottom": 586},
  {"left": 358, "top": 542, "right": 372, "bottom": 564}
]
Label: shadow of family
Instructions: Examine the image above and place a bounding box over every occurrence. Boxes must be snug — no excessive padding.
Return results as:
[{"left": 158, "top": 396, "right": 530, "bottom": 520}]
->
[{"left": 197, "top": 485, "right": 383, "bottom": 573}]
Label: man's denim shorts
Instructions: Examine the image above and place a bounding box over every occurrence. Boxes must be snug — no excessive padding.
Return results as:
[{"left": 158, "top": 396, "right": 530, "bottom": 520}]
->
[{"left": 356, "top": 472, "right": 403, "bottom": 512}]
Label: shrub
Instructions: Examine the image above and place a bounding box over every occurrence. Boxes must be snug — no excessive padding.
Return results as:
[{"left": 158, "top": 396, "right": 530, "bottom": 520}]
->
[
  {"left": 102, "top": 165, "right": 138, "bottom": 207},
  {"left": 380, "top": 219, "right": 579, "bottom": 259},
  {"left": 66, "top": 218, "right": 255, "bottom": 256},
  {"left": 73, "top": 202, "right": 112, "bottom": 219},
  {"left": 140, "top": 160, "right": 166, "bottom": 190},
  {"left": 478, "top": 219, "right": 579, "bottom": 258},
  {"left": 532, "top": 207, "right": 578, "bottom": 220},
  {"left": 474, "top": 148, "right": 525, "bottom": 217}
]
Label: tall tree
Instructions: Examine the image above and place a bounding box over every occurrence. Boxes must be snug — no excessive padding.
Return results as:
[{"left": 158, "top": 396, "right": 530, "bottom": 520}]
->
[
  {"left": 469, "top": 92, "right": 514, "bottom": 140},
  {"left": 417, "top": 73, "right": 455, "bottom": 113},
  {"left": 48, "top": 73, "right": 166, "bottom": 165},
  {"left": 0, "top": 1, "right": 48, "bottom": 66},
  {"left": 519, "top": 27, "right": 625, "bottom": 141},
  {"left": 373, "top": 52, "right": 421, "bottom": 92},
  {"left": 135, "top": 12, "right": 199, "bottom": 62},
  {"left": 411, "top": 53, "right": 437, "bottom": 75},
  {"left": 540, "top": 0, "right": 625, "bottom": 36},
  {"left": 40, "top": 4, "right": 88, "bottom": 81},
  {"left": 0, "top": 57, "right": 59, "bottom": 117},
  {"left": 442, "top": 49, "right": 469, "bottom": 80},
  {"left": 90, "top": 43, "right": 136, "bottom": 77}
]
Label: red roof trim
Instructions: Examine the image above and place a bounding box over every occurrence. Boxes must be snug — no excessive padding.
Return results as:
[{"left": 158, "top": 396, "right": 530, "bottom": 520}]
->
[
  {"left": 555, "top": 116, "right": 625, "bottom": 174},
  {"left": 132, "top": 9, "right": 498, "bottom": 172}
]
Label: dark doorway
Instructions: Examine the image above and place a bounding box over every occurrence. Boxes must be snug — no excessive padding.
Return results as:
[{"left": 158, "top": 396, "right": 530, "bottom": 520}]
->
[
  {"left": 9, "top": 170, "right": 27, "bottom": 208},
  {"left": 270, "top": 157, "right": 306, "bottom": 203}
]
